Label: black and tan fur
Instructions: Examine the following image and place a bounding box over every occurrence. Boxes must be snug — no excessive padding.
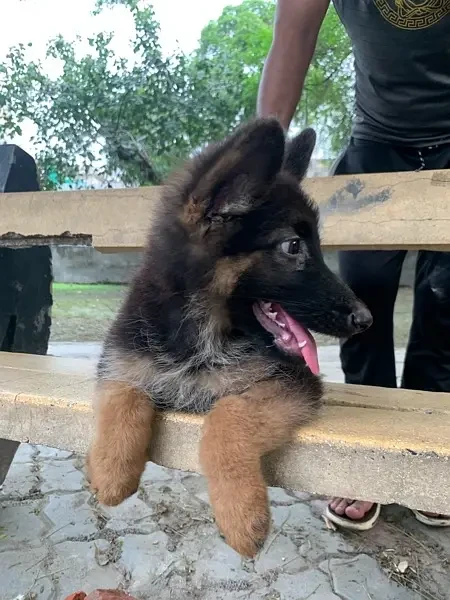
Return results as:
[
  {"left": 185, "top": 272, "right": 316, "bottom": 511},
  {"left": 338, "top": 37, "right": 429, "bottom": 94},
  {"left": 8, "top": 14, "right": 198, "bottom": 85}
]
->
[{"left": 87, "top": 118, "right": 371, "bottom": 557}]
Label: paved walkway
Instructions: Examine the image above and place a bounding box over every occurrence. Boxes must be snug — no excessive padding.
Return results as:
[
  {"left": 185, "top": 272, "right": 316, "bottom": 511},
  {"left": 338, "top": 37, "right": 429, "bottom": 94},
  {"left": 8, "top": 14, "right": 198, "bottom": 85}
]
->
[{"left": 1, "top": 344, "right": 448, "bottom": 600}]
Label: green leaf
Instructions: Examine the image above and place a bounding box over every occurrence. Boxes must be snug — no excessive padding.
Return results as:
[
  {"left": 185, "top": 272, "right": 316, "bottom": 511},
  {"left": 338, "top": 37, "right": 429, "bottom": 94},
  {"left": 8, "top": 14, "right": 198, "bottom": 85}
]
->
[{"left": 0, "top": 0, "right": 352, "bottom": 190}]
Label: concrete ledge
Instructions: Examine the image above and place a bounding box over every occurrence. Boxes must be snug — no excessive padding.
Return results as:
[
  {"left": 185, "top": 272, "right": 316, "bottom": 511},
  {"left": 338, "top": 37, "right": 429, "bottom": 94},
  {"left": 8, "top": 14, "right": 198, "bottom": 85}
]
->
[
  {"left": 1, "top": 352, "right": 450, "bottom": 513},
  {"left": 1, "top": 170, "right": 450, "bottom": 251}
]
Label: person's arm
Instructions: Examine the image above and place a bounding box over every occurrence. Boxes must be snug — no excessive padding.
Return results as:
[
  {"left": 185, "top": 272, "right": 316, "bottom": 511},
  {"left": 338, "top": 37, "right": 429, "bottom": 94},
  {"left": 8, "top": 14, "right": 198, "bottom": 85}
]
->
[{"left": 257, "top": 0, "right": 330, "bottom": 130}]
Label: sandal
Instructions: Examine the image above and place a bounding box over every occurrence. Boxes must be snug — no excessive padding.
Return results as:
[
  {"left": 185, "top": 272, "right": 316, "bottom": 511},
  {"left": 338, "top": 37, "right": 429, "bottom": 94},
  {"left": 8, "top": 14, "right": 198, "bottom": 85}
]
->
[
  {"left": 412, "top": 510, "right": 450, "bottom": 527},
  {"left": 324, "top": 502, "right": 381, "bottom": 531}
]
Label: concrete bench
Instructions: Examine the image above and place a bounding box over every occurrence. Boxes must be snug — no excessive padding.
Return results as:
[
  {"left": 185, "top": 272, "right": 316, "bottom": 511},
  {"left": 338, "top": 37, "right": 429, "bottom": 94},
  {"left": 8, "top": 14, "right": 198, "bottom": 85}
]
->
[
  {"left": 1, "top": 169, "right": 450, "bottom": 251},
  {"left": 1, "top": 169, "right": 450, "bottom": 513},
  {"left": 0, "top": 351, "right": 449, "bottom": 513}
]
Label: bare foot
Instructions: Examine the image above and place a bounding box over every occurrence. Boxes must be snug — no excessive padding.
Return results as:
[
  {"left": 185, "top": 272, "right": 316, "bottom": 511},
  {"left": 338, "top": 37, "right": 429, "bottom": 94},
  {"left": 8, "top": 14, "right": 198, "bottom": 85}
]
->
[
  {"left": 328, "top": 500, "right": 450, "bottom": 526},
  {"left": 328, "top": 497, "right": 375, "bottom": 520}
]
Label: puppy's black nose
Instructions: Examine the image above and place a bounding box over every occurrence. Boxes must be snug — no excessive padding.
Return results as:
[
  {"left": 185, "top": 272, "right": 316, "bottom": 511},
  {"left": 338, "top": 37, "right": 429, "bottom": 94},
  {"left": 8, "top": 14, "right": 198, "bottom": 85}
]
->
[{"left": 348, "top": 306, "right": 373, "bottom": 332}]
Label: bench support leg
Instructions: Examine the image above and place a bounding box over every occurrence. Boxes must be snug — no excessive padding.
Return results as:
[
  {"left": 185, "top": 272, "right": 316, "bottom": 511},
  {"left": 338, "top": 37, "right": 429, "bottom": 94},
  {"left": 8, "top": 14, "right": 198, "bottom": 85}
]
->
[{"left": 0, "top": 438, "right": 20, "bottom": 487}]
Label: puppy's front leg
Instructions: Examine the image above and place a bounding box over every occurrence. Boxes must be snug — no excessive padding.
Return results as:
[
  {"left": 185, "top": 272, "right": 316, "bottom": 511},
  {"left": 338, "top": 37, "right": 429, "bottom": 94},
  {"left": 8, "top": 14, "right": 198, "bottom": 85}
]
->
[
  {"left": 87, "top": 381, "right": 154, "bottom": 506},
  {"left": 200, "top": 381, "right": 315, "bottom": 557}
]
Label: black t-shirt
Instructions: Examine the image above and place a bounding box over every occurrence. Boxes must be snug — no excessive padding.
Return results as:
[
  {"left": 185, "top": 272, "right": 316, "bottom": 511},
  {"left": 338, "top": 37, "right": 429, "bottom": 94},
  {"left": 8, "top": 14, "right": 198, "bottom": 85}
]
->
[{"left": 332, "top": 0, "right": 450, "bottom": 146}]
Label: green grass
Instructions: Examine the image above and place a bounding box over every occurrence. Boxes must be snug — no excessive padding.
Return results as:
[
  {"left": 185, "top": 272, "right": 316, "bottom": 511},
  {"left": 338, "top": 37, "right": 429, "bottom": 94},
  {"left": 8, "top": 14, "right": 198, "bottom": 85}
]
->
[
  {"left": 51, "top": 283, "right": 126, "bottom": 342},
  {"left": 50, "top": 283, "right": 414, "bottom": 347},
  {"left": 52, "top": 282, "right": 120, "bottom": 292}
]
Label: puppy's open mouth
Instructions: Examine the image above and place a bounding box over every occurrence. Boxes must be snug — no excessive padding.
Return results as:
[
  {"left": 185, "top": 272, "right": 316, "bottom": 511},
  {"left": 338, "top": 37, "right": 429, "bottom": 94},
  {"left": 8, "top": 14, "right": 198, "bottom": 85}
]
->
[{"left": 253, "top": 301, "right": 320, "bottom": 375}]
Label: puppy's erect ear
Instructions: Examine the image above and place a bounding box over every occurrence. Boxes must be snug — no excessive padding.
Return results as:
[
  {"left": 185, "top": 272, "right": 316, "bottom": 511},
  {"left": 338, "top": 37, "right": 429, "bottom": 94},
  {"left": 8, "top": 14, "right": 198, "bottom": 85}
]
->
[
  {"left": 188, "top": 118, "right": 285, "bottom": 221},
  {"left": 283, "top": 127, "right": 316, "bottom": 182}
]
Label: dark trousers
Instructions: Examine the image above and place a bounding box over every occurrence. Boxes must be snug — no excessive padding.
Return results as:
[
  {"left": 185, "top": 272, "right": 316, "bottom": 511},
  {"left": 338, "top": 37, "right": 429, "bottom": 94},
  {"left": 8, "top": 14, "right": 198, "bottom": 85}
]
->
[{"left": 333, "top": 138, "right": 450, "bottom": 392}]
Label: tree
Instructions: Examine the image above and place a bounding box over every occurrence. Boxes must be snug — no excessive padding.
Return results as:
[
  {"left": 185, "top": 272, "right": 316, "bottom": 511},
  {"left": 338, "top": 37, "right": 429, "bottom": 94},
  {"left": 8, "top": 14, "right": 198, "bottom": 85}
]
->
[
  {"left": 301, "top": 5, "right": 354, "bottom": 152},
  {"left": 187, "top": 0, "right": 275, "bottom": 142},
  {"left": 190, "top": 0, "right": 354, "bottom": 153},
  {"left": 0, "top": 0, "right": 197, "bottom": 188},
  {"left": 0, "top": 0, "right": 353, "bottom": 189}
]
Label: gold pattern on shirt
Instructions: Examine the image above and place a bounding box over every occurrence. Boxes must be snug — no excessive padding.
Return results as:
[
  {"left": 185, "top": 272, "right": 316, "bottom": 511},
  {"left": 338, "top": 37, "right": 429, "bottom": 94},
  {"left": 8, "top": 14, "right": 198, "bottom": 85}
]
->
[{"left": 374, "top": 0, "right": 450, "bottom": 29}]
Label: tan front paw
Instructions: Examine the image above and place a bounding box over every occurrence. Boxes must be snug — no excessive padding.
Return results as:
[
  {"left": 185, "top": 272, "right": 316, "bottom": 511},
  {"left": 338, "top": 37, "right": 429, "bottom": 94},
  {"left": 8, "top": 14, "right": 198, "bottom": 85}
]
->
[
  {"left": 86, "top": 447, "right": 141, "bottom": 506},
  {"left": 210, "top": 478, "right": 270, "bottom": 558}
]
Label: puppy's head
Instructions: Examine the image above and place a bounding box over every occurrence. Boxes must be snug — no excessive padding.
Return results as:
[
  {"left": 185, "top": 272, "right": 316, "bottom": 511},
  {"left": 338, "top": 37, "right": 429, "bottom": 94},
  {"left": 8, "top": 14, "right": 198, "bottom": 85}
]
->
[{"left": 154, "top": 118, "right": 371, "bottom": 372}]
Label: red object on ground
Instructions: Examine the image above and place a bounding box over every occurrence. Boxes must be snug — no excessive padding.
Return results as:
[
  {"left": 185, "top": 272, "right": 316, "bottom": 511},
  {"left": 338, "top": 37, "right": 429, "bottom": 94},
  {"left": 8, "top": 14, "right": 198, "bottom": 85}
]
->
[
  {"left": 86, "top": 592, "right": 137, "bottom": 600},
  {"left": 64, "top": 591, "right": 137, "bottom": 600}
]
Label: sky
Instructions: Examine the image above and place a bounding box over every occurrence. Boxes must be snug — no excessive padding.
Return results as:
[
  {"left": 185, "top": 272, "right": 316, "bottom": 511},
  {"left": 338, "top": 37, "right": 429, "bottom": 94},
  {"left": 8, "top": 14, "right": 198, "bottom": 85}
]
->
[
  {"left": 0, "top": 0, "right": 242, "bottom": 60},
  {"left": 0, "top": 0, "right": 242, "bottom": 151}
]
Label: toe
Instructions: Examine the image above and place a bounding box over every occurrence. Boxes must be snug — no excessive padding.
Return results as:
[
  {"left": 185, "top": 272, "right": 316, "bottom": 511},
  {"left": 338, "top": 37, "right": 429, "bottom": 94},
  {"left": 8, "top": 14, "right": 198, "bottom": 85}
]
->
[
  {"left": 345, "top": 500, "right": 374, "bottom": 520},
  {"left": 329, "top": 497, "right": 341, "bottom": 511},
  {"left": 333, "top": 498, "right": 352, "bottom": 516}
]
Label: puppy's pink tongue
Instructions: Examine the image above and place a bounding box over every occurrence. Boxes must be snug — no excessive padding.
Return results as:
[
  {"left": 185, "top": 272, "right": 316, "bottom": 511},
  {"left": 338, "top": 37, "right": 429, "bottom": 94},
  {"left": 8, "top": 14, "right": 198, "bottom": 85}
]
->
[
  {"left": 276, "top": 307, "right": 320, "bottom": 376},
  {"left": 301, "top": 337, "right": 320, "bottom": 376}
]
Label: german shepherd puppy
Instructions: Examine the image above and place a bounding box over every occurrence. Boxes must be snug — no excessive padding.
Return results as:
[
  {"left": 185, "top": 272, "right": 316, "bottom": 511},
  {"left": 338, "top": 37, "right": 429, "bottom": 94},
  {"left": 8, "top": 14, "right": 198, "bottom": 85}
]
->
[{"left": 87, "top": 118, "right": 372, "bottom": 557}]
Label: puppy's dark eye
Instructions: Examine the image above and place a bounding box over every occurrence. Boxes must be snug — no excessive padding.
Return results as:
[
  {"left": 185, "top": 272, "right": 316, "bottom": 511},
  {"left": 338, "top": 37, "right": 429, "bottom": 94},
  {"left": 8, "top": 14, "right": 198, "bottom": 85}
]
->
[{"left": 280, "top": 238, "right": 301, "bottom": 256}]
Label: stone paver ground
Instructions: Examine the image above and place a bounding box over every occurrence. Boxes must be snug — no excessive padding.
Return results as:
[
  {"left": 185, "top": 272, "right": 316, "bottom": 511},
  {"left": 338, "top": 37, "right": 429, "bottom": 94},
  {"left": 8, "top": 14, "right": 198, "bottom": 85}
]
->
[
  {"left": 1, "top": 343, "right": 449, "bottom": 599},
  {"left": 2, "top": 444, "right": 450, "bottom": 600}
]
